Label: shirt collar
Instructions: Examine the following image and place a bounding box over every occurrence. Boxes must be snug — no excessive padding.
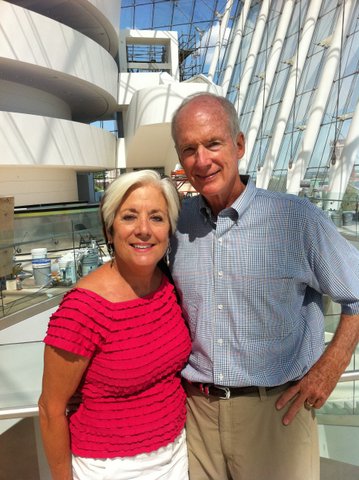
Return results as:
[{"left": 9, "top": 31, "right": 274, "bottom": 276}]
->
[{"left": 199, "top": 175, "right": 257, "bottom": 223}]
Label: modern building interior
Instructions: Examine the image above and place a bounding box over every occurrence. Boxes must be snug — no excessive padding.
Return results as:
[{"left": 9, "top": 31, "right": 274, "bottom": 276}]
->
[{"left": 0, "top": 1, "right": 358, "bottom": 478}]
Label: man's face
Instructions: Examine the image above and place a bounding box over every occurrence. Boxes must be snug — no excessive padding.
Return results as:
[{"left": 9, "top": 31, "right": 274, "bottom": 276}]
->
[{"left": 174, "top": 98, "right": 245, "bottom": 210}]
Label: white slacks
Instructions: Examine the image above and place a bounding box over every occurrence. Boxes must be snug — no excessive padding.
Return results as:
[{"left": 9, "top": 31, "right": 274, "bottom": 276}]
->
[{"left": 72, "top": 430, "right": 188, "bottom": 480}]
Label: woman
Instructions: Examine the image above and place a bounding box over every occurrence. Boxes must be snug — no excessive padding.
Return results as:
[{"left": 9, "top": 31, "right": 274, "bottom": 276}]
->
[{"left": 38, "top": 170, "right": 191, "bottom": 480}]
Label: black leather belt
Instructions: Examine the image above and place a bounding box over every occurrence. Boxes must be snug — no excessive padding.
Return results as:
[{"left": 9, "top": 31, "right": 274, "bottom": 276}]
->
[{"left": 187, "top": 381, "right": 293, "bottom": 399}]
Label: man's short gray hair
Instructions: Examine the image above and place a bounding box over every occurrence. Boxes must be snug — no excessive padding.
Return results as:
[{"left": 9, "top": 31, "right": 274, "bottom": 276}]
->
[{"left": 171, "top": 93, "right": 240, "bottom": 145}]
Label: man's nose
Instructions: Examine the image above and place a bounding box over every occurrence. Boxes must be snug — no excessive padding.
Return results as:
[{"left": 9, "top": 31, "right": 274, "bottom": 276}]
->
[{"left": 195, "top": 145, "right": 211, "bottom": 167}]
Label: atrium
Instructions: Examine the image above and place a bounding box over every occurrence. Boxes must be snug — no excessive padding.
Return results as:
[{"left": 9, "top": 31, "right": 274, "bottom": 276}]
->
[{"left": 0, "top": 1, "right": 358, "bottom": 479}]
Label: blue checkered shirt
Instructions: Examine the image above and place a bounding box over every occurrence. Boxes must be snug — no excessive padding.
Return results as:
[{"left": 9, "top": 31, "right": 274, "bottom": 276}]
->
[{"left": 170, "top": 177, "right": 359, "bottom": 386}]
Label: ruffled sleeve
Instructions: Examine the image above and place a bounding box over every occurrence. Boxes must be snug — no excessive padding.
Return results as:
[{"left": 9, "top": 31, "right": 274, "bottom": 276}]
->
[{"left": 44, "top": 289, "right": 104, "bottom": 358}]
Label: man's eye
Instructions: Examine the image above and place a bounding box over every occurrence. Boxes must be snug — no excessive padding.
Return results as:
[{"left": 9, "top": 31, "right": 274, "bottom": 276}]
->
[
  {"left": 182, "top": 147, "right": 195, "bottom": 156},
  {"left": 208, "top": 141, "right": 221, "bottom": 150}
]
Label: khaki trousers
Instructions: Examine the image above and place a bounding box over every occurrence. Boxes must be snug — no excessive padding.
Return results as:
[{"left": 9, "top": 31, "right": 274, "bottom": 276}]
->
[{"left": 184, "top": 382, "right": 319, "bottom": 480}]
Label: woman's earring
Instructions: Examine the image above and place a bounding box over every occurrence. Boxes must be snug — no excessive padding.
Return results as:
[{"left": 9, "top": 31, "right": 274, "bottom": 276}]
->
[
  {"left": 165, "top": 245, "right": 171, "bottom": 267},
  {"left": 107, "top": 242, "right": 114, "bottom": 257}
]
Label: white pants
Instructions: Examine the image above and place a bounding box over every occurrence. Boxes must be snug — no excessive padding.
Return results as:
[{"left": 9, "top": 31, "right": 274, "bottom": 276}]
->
[{"left": 72, "top": 430, "right": 188, "bottom": 480}]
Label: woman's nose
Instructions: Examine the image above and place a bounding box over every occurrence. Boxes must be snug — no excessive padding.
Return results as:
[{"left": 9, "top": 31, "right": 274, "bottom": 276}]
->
[{"left": 135, "top": 217, "right": 151, "bottom": 236}]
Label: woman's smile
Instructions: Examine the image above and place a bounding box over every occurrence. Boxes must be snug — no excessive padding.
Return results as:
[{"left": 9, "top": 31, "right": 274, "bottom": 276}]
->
[{"left": 109, "top": 184, "right": 171, "bottom": 272}]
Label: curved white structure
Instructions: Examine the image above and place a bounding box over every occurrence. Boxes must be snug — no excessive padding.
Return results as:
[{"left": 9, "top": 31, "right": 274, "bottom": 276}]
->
[
  {"left": 10, "top": 0, "right": 120, "bottom": 57},
  {"left": 124, "top": 80, "right": 222, "bottom": 174},
  {"left": 0, "top": 0, "right": 119, "bottom": 206},
  {"left": 0, "top": 112, "right": 116, "bottom": 204}
]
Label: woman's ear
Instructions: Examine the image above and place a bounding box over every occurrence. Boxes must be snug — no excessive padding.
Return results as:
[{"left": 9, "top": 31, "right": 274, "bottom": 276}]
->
[{"left": 106, "top": 225, "right": 114, "bottom": 243}]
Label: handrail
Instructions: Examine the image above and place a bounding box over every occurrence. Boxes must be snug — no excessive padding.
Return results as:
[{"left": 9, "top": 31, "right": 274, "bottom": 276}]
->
[
  {"left": 1, "top": 370, "right": 358, "bottom": 420},
  {"left": 338, "top": 370, "right": 359, "bottom": 382},
  {"left": 0, "top": 292, "right": 63, "bottom": 330},
  {"left": 0, "top": 405, "right": 38, "bottom": 419}
]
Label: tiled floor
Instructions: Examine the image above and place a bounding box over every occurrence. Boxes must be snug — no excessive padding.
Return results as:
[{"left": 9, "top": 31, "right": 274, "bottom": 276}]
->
[{"left": 0, "top": 418, "right": 39, "bottom": 480}]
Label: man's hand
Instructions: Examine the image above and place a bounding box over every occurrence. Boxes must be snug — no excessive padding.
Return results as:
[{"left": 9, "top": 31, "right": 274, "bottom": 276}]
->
[
  {"left": 276, "top": 313, "right": 359, "bottom": 425},
  {"left": 275, "top": 355, "right": 342, "bottom": 425}
]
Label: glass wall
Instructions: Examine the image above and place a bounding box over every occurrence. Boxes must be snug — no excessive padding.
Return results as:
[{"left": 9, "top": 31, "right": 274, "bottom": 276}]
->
[
  {"left": 0, "top": 205, "right": 106, "bottom": 318},
  {"left": 121, "top": 1, "right": 358, "bottom": 202}
]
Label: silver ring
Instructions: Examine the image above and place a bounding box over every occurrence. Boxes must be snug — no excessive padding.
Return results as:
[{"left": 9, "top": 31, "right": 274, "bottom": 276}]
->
[{"left": 304, "top": 400, "right": 314, "bottom": 410}]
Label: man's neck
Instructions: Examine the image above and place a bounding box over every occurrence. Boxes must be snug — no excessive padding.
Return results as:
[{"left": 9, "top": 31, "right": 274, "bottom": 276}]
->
[{"left": 205, "top": 177, "right": 247, "bottom": 215}]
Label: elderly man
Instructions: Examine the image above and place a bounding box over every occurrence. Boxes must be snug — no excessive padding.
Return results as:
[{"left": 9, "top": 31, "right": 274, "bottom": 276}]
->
[{"left": 170, "top": 92, "right": 359, "bottom": 480}]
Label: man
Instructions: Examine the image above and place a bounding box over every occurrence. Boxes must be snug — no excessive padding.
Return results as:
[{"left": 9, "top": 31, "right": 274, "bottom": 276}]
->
[{"left": 169, "top": 92, "right": 359, "bottom": 480}]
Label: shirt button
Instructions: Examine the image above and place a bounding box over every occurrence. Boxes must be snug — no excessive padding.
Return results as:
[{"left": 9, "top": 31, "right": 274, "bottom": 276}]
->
[
  {"left": 218, "top": 374, "right": 224, "bottom": 381},
  {"left": 218, "top": 304, "right": 223, "bottom": 310},
  {"left": 217, "top": 338, "right": 223, "bottom": 345},
  {"left": 218, "top": 238, "right": 223, "bottom": 244},
  {"left": 218, "top": 271, "right": 223, "bottom": 277}
]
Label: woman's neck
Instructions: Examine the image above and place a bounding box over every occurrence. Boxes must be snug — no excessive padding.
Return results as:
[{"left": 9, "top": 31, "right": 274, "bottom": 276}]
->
[{"left": 111, "top": 260, "right": 162, "bottom": 298}]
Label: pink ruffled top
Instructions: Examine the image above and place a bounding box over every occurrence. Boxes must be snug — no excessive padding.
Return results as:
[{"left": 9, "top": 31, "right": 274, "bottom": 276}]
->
[{"left": 43, "top": 276, "right": 191, "bottom": 458}]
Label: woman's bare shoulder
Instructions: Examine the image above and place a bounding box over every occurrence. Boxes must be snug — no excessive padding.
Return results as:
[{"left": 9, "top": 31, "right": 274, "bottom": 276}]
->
[{"left": 75, "top": 263, "right": 110, "bottom": 294}]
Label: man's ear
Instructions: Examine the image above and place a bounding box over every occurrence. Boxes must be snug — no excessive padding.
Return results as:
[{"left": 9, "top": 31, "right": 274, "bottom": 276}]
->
[{"left": 236, "top": 132, "right": 245, "bottom": 159}]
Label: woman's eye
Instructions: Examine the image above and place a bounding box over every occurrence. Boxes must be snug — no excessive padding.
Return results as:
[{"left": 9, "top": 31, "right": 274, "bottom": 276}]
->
[
  {"left": 151, "top": 215, "right": 164, "bottom": 222},
  {"left": 122, "top": 214, "right": 136, "bottom": 221}
]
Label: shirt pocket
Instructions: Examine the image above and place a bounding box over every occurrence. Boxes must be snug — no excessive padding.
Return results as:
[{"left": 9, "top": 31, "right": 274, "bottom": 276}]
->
[{"left": 234, "top": 275, "right": 304, "bottom": 339}]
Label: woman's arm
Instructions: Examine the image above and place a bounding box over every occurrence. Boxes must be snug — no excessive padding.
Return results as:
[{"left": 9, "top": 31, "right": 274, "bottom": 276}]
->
[{"left": 38, "top": 345, "right": 90, "bottom": 480}]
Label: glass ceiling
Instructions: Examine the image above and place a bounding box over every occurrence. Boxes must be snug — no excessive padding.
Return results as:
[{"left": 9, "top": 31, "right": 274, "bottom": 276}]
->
[
  {"left": 119, "top": 1, "right": 359, "bottom": 200},
  {"left": 120, "top": 0, "right": 241, "bottom": 81}
]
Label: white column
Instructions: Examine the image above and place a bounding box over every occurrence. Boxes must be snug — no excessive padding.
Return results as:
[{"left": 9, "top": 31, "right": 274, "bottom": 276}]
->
[
  {"left": 286, "top": 0, "right": 356, "bottom": 195},
  {"left": 233, "top": 0, "right": 271, "bottom": 117},
  {"left": 240, "top": 0, "right": 295, "bottom": 173},
  {"left": 119, "top": 30, "right": 129, "bottom": 73},
  {"left": 207, "top": 0, "right": 234, "bottom": 82},
  {"left": 257, "top": 0, "right": 323, "bottom": 189},
  {"left": 324, "top": 101, "right": 359, "bottom": 211},
  {"left": 221, "top": 0, "right": 251, "bottom": 96}
]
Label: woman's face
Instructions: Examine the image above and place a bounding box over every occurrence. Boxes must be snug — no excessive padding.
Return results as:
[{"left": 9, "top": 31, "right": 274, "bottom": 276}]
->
[{"left": 109, "top": 184, "right": 170, "bottom": 272}]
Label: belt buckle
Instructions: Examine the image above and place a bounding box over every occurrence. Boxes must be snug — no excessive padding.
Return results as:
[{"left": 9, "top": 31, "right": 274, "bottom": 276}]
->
[{"left": 214, "top": 385, "right": 231, "bottom": 399}]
